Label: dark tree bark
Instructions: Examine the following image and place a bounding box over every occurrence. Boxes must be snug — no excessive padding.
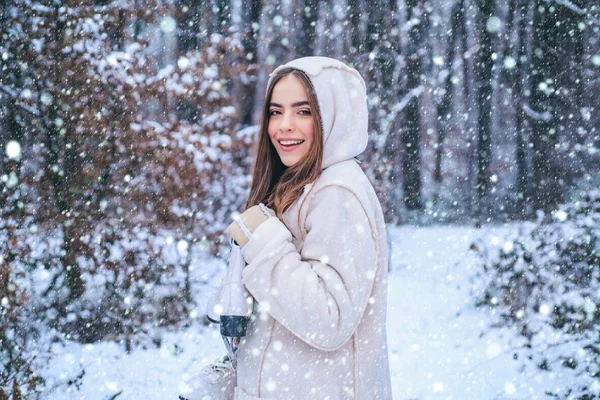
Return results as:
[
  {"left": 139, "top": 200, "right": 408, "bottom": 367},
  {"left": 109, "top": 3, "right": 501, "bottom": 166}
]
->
[
  {"left": 434, "top": 0, "right": 463, "bottom": 197},
  {"left": 460, "top": 0, "right": 478, "bottom": 216},
  {"left": 528, "top": 0, "right": 586, "bottom": 212},
  {"left": 175, "top": 0, "right": 202, "bottom": 123},
  {"left": 176, "top": 0, "right": 205, "bottom": 52},
  {"left": 108, "top": 9, "right": 127, "bottom": 50},
  {"left": 48, "top": 91, "right": 85, "bottom": 300},
  {"left": 238, "top": 0, "right": 262, "bottom": 125},
  {"left": 217, "top": 0, "right": 231, "bottom": 33},
  {"left": 47, "top": 5, "right": 86, "bottom": 300},
  {"left": 176, "top": 0, "right": 224, "bottom": 42},
  {"left": 512, "top": 0, "right": 530, "bottom": 216},
  {"left": 347, "top": 0, "right": 364, "bottom": 53},
  {"left": 365, "top": 0, "right": 388, "bottom": 53},
  {"left": 402, "top": 0, "right": 426, "bottom": 210},
  {"left": 0, "top": 3, "right": 21, "bottom": 178},
  {"left": 2, "top": 83, "right": 24, "bottom": 217},
  {"left": 297, "top": 0, "right": 319, "bottom": 57},
  {"left": 475, "top": 0, "right": 497, "bottom": 215},
  {"left": 367, "top": 0, "right": 401, "bottom": 222}
]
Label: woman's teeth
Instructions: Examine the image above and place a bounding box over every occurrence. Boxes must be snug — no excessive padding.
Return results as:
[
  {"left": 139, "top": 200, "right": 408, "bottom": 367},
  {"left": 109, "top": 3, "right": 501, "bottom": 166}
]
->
[{"left": 280, "top": 140, "right": 304, "bottom": 146}]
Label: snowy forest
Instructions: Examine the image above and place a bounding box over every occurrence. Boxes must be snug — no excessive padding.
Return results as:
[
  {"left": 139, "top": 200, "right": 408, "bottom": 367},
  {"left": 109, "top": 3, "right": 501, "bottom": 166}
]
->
[{"left": 1, "top": 0, "right": 599, "bottom": 398}]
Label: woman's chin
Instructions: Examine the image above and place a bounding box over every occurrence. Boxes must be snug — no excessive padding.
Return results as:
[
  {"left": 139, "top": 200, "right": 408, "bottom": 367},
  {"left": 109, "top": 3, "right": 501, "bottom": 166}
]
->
[
  {"left": 281, "top": 159, "right": 298, "bottom": 167},
  {"left": 279, "top": 154, "right": 302, "bottom": 168}
]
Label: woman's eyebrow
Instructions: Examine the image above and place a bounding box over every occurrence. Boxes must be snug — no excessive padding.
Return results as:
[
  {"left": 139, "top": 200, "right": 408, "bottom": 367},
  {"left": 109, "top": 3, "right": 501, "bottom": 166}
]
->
[
  {"left": 269, "top": 101, "right": 310, "bottom": 108},
  {"left": 291, "top": 101, "right": 310, "bottom": 107}
]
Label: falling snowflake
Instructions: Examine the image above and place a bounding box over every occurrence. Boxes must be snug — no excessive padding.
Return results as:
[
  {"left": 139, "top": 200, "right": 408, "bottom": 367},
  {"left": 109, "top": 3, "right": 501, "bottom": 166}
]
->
[
  {"left": 5, "top": 140, "right": 21, "bottom": 160},
  {"left": 503, "top": 56, "right": 516, "bottom": 69},
  {"left": 554, "top": 210, "right": 568, "bottom": 222},
  {"left": 160, "top": 16, "right": 176, "bottom": 33},
  {"left": 486, "top": 16, "right": 502, "bottom": 33}
]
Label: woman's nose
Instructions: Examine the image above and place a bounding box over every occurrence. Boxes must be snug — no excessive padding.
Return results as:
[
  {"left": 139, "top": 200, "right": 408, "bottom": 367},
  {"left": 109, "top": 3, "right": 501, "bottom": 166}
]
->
[{"left": 279, "top": 112, "right": 293, "bottom": 132}]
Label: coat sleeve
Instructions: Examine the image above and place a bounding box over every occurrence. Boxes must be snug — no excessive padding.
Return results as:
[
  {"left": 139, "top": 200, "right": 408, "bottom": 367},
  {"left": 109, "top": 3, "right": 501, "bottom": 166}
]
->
[{"left": 240, "top": 185, "right": 378, "bottom": 351}]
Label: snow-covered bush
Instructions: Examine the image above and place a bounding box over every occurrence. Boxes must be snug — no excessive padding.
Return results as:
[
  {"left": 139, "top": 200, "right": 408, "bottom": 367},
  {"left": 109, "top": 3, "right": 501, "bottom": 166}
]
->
[
  {"left": 0, "top": 214, "right": 42, "bottom": 398},
  {"left": 475, "top": 190, "right": 600, "bottom": 398},
  {"left": 1, "top": 2, "right": 253, "bottom": 396},
  {"left": 23, "top": 223, "right": 213, "bottom": 341}
]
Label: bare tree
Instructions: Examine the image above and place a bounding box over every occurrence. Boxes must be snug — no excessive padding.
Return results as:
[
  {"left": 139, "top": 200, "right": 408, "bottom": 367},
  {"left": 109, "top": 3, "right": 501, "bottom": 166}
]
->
[
  {"left": 528, "top": 0, "right": 587, "bottom": 212},
  {"left": 434, "top": 0, "right": 464, "bottom": 203},
  {"left": 402, "top": 0, "right": 427, "bottom": 210},
  {"left": 475, "top": 0, "right": 497, "bottom": 217}
]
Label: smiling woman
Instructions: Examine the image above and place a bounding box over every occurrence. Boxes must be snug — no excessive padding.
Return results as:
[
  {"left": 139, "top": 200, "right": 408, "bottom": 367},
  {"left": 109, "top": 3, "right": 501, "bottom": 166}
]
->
[
  {"left": 241, "top": 66, "right": 325, "bottom": 221},
  {"left": 267, "top": 75, "right": 315, "bottom": 167},
  {"left": 183, "top": 57, "right": 392, "bottom": 400}
]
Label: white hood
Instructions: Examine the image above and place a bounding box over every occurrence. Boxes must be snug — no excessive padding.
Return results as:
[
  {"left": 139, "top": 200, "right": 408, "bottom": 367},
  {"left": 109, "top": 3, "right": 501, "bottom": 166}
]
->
[{"left": 268, "top": 57, "right": 368, "bottom": 170}]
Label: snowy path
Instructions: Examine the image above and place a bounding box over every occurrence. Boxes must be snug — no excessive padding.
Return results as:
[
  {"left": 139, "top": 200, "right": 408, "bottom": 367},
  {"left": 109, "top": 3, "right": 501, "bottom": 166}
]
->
[
  {"left": 386, "top": 226, "right": 532, "bottom": 399},
  {"left": 42, "top": 225, "right": 544, "bottom": 399}
]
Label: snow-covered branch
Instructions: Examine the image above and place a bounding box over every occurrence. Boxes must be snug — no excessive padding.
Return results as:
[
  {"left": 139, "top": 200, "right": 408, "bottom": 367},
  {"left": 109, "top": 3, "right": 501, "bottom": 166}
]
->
[
  {"left": 391, "top": 85, "right": 425, "bottom": 114},
  {"left": 553, "top": 0, "right": 600, "bottom": 26},
  {"left": 0, "top": 85, "right": 40, "bottom": 117},
  {"left": 522, "top": 103, "right": 553, "bottom": 122},
  {"left": 373, "top": 85, "right": 424, "bottom": 151}
]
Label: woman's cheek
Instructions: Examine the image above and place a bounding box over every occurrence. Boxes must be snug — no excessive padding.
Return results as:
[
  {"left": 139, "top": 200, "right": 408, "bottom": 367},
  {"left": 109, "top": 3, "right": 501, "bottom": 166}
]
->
[
  {"left": 267, "top": 122, "right": 277, "bottom": 141},
  {"left": 301, "top": 120, "right": 315, "bottom": 142}
]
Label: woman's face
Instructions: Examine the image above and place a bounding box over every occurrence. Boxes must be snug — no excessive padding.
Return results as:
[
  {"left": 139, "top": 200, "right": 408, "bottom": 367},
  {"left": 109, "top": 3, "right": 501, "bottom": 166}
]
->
[{"left": 267, "top": 75, "right": 315, "bottom": 168}]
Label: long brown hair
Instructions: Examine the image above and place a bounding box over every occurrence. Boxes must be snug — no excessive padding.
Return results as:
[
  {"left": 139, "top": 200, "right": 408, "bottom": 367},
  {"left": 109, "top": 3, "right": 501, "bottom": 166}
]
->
[{"left": 245, "top": 67, "right": 324, "bottom": 221}]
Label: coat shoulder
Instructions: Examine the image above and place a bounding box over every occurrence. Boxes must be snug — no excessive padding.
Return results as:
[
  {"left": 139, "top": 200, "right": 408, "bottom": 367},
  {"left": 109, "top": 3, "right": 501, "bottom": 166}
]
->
[
  {"left": 312, "top": 159, "right": 371, "bottom": 194},
  {"left": 293, "top": 160, "right": 382, "bottom": 237}
]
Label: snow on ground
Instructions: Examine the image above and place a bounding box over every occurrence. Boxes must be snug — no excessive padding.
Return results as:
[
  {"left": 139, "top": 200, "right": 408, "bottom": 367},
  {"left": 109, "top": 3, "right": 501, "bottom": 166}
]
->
[
  {"left": 387, "top": 225, "right": 540, "bottom": 400},
  {"left": 40, "top": 225, "right": 556, "bottom": 399}
]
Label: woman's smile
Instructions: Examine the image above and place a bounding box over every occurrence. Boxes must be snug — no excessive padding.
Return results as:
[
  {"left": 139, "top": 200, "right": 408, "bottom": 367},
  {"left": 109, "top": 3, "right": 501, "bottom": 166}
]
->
[{"left": 277, "top": 138, "right": 306, "bottom": 152}]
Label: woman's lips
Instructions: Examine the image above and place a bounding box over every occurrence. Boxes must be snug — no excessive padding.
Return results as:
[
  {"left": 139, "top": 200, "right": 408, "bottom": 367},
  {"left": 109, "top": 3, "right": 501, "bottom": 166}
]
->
[{"left": 278, "top": 140, "right": 304, "bottom": 152}]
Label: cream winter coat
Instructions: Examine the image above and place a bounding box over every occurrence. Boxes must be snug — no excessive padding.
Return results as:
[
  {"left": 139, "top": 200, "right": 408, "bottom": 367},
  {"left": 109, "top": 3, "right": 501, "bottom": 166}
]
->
[{"left": 235, "top": 57, "right": 392, "bottom": 400}]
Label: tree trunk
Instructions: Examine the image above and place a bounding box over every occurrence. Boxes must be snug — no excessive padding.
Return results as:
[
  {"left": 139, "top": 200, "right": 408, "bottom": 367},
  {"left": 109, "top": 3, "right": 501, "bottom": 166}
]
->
[
  {"left": 347, "top": 0, "right": 364, "bottom": 53},
  {"left": 297, "top": 0, "right": 319, "bottom": 57},
  {"left": 216, "top": 0, "right": 231, "bottom": 34},
  {"left": 365, "top": 0, "right": 386, "bottom": 52},
  {"left": 528, "top": 0, "right": 584, "bottom": 212},
  {"left": 434, "top": 0, "right": 463, "bottom": 201},
  {"left": 458, "top": 0, "right": 477, "bottom": 216},
  {"left": 238, "top": 0, "right": 262, "bottom": 126},
  {"left": 176, "top": 0, "right": 203, "bottom": 52},
  {"left": 402, "top": 0, "right": 425, "bottom": 211},
  {"left": 46, "top": 6, "right": 86, "bottom": 299},
  {"left": 514, "top": 0, "right": 530, "bottom": 216},
  {"left": 475, "top": 0, "right": 496, "bottom": 217}
]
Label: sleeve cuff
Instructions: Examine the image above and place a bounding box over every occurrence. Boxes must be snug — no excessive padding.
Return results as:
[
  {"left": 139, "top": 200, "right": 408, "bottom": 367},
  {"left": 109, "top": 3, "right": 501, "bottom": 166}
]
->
[{"left": 241, "top": 216, "right": 292, "bottom": 266}]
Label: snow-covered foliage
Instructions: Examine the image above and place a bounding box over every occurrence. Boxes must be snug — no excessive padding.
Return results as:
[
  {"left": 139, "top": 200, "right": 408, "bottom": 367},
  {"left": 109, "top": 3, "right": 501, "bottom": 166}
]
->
[
  {"left": 25, "top": 225, "right": 587, "bottom": 399},
  {"left": 475, "top": 190, "right": 600, "bottom": 398},
  {"left": 0, "top": 214, "right": 42, "bottom": 396},
  {"left": 1, "top": 2, "right": 252, "bottom": 397}
]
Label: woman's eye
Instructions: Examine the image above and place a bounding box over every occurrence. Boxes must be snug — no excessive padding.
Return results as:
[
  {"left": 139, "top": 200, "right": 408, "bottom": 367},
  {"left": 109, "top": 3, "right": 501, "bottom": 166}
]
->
[
  {"left": 269, "top": 109, "right": 281, "bottom": 116},
  {"left": 299, "top": 109, "right": 311, "bottom": 116}
]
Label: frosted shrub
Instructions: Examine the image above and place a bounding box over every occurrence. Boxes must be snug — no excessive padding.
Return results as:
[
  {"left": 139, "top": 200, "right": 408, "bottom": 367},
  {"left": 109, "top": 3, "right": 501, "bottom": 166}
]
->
[
  {"left": 0, "top": 218, "right": 41, "bottom": 398},
  {"left": 475, "top": 190, "right": 600, "bottom": 398},
  {"left": 1, "top": 1, "right": 252, "bottom": 395}
]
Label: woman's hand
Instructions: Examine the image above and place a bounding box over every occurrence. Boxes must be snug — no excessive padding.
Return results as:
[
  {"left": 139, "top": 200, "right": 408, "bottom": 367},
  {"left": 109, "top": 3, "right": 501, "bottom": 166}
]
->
[{"left": 225, "top": 204, "right": 275, "bottom": 248}]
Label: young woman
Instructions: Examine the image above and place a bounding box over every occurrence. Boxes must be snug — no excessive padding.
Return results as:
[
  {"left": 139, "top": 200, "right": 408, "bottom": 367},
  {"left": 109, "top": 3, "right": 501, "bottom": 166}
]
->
[{"left": 225, "top": 56, "right": 391, "bottom": 399}]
